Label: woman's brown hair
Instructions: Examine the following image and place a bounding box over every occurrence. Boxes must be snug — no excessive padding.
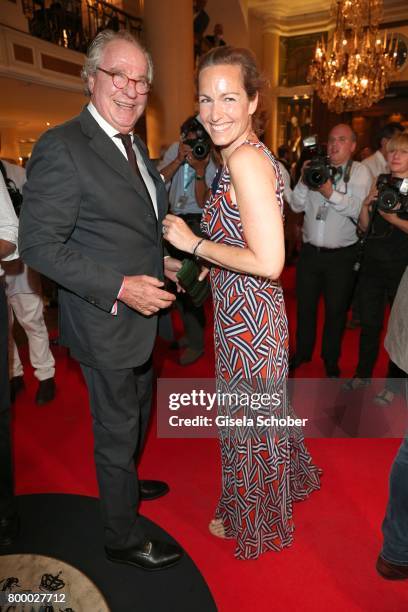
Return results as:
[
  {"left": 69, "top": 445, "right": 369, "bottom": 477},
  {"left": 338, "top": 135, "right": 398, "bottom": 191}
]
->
[{"left": 196, "top": 46, "right": 268, "bottom": 135}]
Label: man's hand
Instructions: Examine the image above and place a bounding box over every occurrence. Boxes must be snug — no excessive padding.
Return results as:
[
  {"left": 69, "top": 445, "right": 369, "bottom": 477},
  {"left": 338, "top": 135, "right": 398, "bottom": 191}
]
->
[
  {"left": 198, "top": 265, "right": 210, "bottom": 282},
  {"left": 164, "top": 256, "right": 184, "bottom": 292},
  {"left": 318, "top": 179, "right": 333, "bottom": 199},
  {"left": 1, "top": 258, "right": 23, "bottom": 275},
  {"left": 178, "top": 141, "right": 193, "bottom": 163},
  {"left": 188, "top": 153, "right": 209, "bottom": 177},
  {"left": 119, "top": 275, "right": 176, "bottom": 316},
  {"left": 0, "top": 239, "right": 16, "bottom": 261}
]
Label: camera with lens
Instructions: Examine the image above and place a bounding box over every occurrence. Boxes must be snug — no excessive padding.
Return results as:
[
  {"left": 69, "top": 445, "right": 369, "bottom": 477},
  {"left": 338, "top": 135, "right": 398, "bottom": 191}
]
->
[
  {"left": 302, "top": 135, "right": 336, "bottom": 189},
  {"left": 180, "top": 116, "right": 211, "bottom": 161},
  {"left": 375, "top": 174, "right": 408, "bottom": 213}
]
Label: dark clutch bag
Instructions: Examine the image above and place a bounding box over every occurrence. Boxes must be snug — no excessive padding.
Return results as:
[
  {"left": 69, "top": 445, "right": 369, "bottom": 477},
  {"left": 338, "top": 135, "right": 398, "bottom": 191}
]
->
[{"left": 176, "top": 259, "right": 211, "bottom": 307}]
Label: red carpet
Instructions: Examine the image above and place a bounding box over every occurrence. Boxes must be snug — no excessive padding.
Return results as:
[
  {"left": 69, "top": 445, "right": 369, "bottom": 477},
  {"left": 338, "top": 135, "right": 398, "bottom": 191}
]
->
[{"left": 12, "top": 267, "right": 408, "bottom": 611}]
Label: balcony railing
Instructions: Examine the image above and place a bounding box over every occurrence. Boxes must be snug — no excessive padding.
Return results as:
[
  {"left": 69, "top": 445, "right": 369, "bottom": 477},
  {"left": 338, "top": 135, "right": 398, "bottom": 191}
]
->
[{"left": 21, "top": 0, "right": 142, "bottom": 53}]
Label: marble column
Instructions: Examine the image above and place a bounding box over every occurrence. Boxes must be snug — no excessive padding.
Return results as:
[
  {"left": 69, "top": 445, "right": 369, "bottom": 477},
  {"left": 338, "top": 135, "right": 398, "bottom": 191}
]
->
[
  {"left": 0, "top": 127, "right": 20, "bottom": 162},
  {"left": 143, "top": 0, "right": 195, "bottom": 158}
]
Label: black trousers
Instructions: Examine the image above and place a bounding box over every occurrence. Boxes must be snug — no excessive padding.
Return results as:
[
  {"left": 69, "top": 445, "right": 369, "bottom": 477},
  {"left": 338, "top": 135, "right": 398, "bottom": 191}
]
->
[
  {"left": 295, "top": 242, "right": 358, "bottom": 367},
  {"left": 168, "top": 213, "right": 206, "bottom": 351},
  {"left": 0, "top": 280, "right": 16, "bottom": 518},
  {"left": 81, "top": 358, "right": 153, "bottom": 549},
  {"left": 356, "top": 258, "right": 407, "bottom": 388}
]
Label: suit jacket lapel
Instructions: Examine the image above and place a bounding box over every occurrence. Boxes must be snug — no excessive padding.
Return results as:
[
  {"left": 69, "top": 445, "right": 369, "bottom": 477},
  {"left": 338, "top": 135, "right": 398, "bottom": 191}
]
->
[
  {"left": 79, "top": 108, "right": 157, "bottom": 217},
  {"left": 134, "top": 135, "right": 168, "bottom": 224}
]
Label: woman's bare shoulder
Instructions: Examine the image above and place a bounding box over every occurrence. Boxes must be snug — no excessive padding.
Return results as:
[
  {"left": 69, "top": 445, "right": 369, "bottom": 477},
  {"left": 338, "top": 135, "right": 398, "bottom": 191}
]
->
[{"left": 228, "top": 142, "right": 275, "bottom": 180}]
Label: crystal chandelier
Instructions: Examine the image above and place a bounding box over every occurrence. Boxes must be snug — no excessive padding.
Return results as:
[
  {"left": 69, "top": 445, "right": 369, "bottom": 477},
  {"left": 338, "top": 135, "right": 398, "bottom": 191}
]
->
[{"left": 308, "top": 0, "right": 398, "bottom": 113}]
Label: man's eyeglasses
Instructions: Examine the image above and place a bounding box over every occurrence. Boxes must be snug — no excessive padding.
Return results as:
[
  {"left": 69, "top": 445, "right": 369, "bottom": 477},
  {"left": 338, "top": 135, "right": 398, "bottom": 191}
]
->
[{"left": 97, "top": 67, "right": 150, "bottom": 94}]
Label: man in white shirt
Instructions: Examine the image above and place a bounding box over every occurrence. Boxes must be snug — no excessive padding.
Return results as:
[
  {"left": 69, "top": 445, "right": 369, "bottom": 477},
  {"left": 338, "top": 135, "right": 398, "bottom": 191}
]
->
[
  {"left": 290, "top": 123, "right": 371, "bottom": 377},
  {"left": 363, "top": 122, "right": 404, "bottom": 180},
  {"left": 1, "top": 159, "right": 56, "bottom": 405},
  {"left": 0, "top": 173, "right": 19, "bottom": 546}
]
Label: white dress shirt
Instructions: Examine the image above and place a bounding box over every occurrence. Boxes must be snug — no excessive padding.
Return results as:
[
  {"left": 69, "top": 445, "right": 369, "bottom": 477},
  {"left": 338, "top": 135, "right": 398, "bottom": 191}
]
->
[
  {"left": 0, "top": 173, "right": 19, "bottom": 276},
  {"left": 291, "top": 160, "right": 372, "bottom": 249},
  {"left": 1, "top": 159, "right": 26, "bottom": 192},
  {"left": 1, "top": 160, "right": 42, "bottom": 296},
  {"left": 362, "top": 149, "right": 388, "bottom": 180},
  {"left": 87, "top": 103, "right": 158, "bottom": 218},
  {"left": 158, "top": 141, "right": 217, "bottom": 214}
]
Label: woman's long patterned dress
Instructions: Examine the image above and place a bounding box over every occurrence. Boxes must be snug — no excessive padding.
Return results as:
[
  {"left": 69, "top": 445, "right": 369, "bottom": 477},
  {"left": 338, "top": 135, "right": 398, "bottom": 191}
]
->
[{"left": 201, "top": 140, "right": 321, "bottom": 560}]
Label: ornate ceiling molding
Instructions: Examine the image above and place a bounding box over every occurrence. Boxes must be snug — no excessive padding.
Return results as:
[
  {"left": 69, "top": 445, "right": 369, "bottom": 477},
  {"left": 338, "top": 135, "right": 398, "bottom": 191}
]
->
[{"left": 248, "top": 0, "right": 407, "bottom": 35}]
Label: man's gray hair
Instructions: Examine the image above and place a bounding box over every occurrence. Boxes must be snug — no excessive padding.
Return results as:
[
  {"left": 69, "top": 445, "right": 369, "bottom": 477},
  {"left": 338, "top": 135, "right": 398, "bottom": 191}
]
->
[{"left": 81, "top": 29, "right": 153, "bottom": 97}]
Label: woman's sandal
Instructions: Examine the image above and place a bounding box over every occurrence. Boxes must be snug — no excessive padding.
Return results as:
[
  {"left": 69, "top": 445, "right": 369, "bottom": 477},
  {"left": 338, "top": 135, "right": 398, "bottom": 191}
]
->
[{"left": 373, "top": 388, "right": 395, "bottom": 406}]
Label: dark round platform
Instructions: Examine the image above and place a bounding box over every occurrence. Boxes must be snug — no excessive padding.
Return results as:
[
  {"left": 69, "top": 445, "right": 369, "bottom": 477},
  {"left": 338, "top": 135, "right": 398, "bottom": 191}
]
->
[{"left": 0, "top": 494, "right": 216, "bottom": 612}]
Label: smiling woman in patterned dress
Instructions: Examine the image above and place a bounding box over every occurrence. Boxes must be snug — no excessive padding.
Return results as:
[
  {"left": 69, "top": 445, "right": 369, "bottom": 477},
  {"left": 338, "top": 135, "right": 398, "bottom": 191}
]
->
[{"left": 162, "top": 46, "right": 321, "bottom": 560}]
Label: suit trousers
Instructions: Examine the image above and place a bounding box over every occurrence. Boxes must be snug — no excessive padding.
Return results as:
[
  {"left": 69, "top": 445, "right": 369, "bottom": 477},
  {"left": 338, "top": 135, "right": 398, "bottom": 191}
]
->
[
  {"left": 81, "top": 359, "right": 153, "bottom": 549},
  {"left": 295, "top": 242, "right": 358, "bottom": 367},
  {"left": 0, "top": 281, "right": 16, "bottom": 518},
  {"left": 381, "top": 382, "right": 408, "bottom": 565},
  {"left": 356, "top": 258, "right": 407, "bottom": 388}
]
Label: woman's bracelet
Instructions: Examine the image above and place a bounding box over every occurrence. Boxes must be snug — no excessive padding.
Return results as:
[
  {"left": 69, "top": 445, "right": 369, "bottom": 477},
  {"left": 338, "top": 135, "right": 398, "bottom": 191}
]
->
[{"left": 192, "top": 238, "right": 205, "bottom": 257}]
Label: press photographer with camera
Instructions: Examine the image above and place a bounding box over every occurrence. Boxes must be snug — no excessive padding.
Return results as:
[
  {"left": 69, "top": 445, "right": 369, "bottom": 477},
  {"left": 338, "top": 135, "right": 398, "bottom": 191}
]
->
[
  {"left": 362, "top": 122, "right": 404, "bottom": 180},
  {"left": 159, "top": 116, "right": 217, "bottom": 365},
  {"left": 345, "top": 131, "right": 408, "bottom": 404},
  {"left": 290, "top": 124, "right": 371, "bottom": 377}
]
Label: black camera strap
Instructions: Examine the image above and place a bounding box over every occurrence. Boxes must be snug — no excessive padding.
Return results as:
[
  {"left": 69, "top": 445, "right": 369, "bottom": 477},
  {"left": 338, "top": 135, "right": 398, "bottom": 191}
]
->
[
  {"left": 353, "top": 199, "right": 379, "bottom": 272},
  {"left": 333, "top": 159, "right": 352, "bottom": 193},
  {"left": 0, "top": 160, "right": 23, "bottom": 217},
  {"left": 331, "top": 159, "right": 359, "bottom": 227}
]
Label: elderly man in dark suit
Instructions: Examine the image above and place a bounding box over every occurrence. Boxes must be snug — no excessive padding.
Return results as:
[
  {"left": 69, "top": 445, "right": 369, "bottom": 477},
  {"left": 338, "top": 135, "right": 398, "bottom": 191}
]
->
[{"left": 19, "top": 29, "right": 183, "bottom": 571}]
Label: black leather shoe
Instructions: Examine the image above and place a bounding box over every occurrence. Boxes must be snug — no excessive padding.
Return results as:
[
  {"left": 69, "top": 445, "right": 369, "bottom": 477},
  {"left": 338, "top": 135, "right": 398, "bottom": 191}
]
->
[
  {"left": 10, "top": 376, "right": 24, "bottom": 403},
  {"left": 140, "top": 480, "right": 169, "bottom": 501},
  {"left": 35, "top": 377, "right": 56, "bottom": 405},
  {"left": 105, "top": 539, "right": 183, "bottom": 571},
  {"left": 0, "top": 513, "right": 20, "bottom": 546},
  {"left": 376, "top": 555, "right": 408, "bottom": 580}
]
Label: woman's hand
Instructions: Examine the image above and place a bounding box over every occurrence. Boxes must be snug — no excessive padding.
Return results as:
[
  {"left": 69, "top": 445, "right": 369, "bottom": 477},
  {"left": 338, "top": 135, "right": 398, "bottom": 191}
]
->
[
  {"left": 162, "top": 214, "right": 199, "bottom": 254},
  {"left": 378, "top": 205, "right": 401, "bottom": 224},
  {"left": 363, "top": 183, "right": 378, "bottom": 210}
]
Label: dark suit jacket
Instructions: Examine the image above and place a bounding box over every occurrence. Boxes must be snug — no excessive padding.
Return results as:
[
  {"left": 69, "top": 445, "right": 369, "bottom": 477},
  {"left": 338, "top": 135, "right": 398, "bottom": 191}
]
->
[{"left": 19, "top": 107, "right": 168, "bottom": 369}]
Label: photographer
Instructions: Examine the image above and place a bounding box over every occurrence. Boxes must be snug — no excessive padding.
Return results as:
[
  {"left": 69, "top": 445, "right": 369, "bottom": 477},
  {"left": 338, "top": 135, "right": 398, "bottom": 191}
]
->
[
  {"left": 363, "top": 122, "right": 404, "bottom": 180},
  {"left": 345, "top": 131, "right": 408, "bottom": 403},
  {"left": 159, "top": 116, "right": 217, "bottom": 365},
  {"left": 290, "top": 124, "right": 371, "bottom": 377}
]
